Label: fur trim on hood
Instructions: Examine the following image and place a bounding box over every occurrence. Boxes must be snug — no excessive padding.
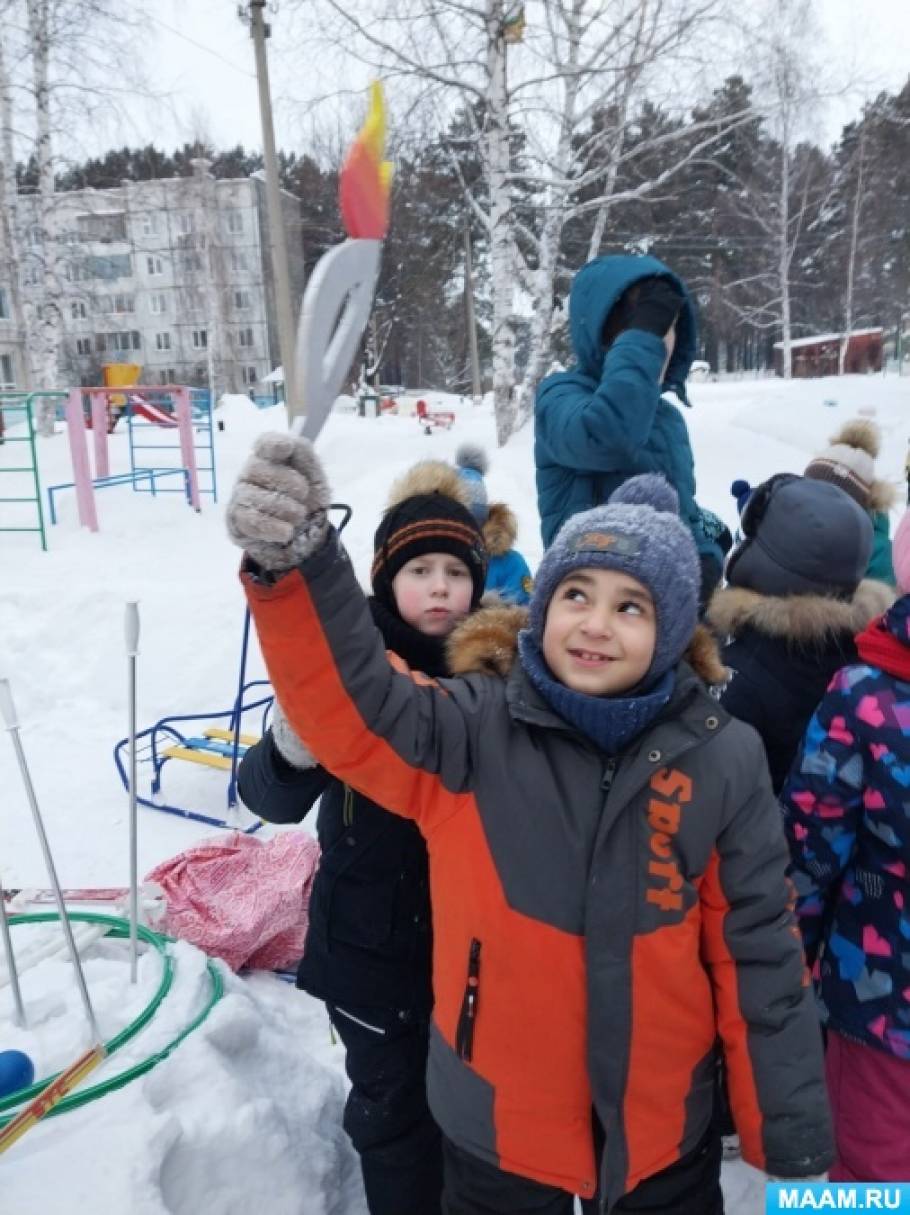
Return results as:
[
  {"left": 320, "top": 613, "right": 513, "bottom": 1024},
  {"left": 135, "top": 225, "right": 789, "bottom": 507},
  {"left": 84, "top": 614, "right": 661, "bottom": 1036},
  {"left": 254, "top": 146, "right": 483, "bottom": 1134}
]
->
[
  {"left": 385, "top": 460, "right": 472, "bottom": 511},
  {"left": 707, "top": 578, "right": 896, "bottom": 647},
  {"left": 482, "top": 502, "right": 518, "bottom": 557},
  {"left": 447, "top": 603, "right": 727, "bottom": 686}
]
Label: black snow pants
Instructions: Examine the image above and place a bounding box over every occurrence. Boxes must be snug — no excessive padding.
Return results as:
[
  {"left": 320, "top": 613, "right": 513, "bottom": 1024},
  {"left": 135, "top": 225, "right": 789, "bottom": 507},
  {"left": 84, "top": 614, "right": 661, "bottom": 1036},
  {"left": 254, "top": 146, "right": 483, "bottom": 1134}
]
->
[
  {"left": 440, "top": 1120, "right": 723, "bottom": 1215},
  {"left": 327, "top": 1001, "right": 443, "bottom": 1215}
]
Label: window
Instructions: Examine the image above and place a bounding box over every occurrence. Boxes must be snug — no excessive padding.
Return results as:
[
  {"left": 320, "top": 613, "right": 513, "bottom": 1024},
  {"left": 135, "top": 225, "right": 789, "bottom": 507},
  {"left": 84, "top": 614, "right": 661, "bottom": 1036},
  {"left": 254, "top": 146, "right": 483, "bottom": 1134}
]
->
[
  {"left": 23, "top": 263, "right": 41, "bottom": 286},
  {"left": 147, "top": 255, "right": 164, "bottom": 276},
  {"left": 192, "top": 328, "right": 207, "bottom": 349},
  {"left": 75, "top": 338, "right": 92, "bottom": 356},
  {"left": 140, "top": 214, "right": 159, "bottom": 237},
  {"left": 233, "top": 289, "right": 250, "bottom": 309},
  {"left": 230, "top": 250, "right": 247, "bottom": 273},
  {"left": 237, "top": 326, "right": 254, "bottom": 348},
  {"left": 180, "top": 252, "right": 203, "bottom": 273},
  {"left": 227, "top": 211, "right": 243, "bottom": 234},
  {"left": 177, "top": 213, "right": 193, "bottom": 235},
  {"left": 0, "top": 288, "right": 9, "bottom": 319},
  {"left": 82, "top": 253, "right": 131, "bottom": 280},
  {"left": 149, "top": 292, "right": 167, "bottom": 315},
  {"left": 159, "top": 368, "right": 176, "bottom": 385},
  {"left": 70, "top": 299, "right": 87, "bottom": 320},
  {"left": 99, "top": 330, "right": 140, "bottom": 352},
  {"left": 0, "top": 353, "right": 15, "bottom": 386},
  {"left": 77, "top": 212, "right": 127, "bottom": 242},
  {"left": 242, "top": 365, "right": 258, "bottom": 385},
  {"left": 28, "top": 225, "right": 42, "bottom": 247},
  {"left": 112, "top": 293, "right": 134, "bottom": 314},
  {"left": 155, "top": 331, "right": 171, "bottom": 351}
]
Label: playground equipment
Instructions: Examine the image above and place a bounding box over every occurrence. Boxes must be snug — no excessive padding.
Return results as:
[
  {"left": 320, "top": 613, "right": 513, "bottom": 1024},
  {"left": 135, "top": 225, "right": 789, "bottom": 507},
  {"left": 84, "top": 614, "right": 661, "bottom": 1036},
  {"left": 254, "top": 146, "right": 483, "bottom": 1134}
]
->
[
  {"left": 51, "top": 385, "right": 215, "bottom": 531},
  {"left": 112, "top": 504, "right": 352, "bottom": 831},
  {"left": 415, "top": 398, "right": 455, "bottom": 433},
  {"left": 127, "top": 386, "right": 217, "bottom": 505},
  {"left": 0, "top": 391, "right": 67, "bottom": 551}
]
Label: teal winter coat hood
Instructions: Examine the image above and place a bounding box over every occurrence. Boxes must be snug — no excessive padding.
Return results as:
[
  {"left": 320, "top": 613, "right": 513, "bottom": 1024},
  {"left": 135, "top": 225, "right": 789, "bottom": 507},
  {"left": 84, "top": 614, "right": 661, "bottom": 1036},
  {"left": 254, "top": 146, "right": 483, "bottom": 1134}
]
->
[{"left": 568, "top": 254, "right": 698, "bottom": 405}]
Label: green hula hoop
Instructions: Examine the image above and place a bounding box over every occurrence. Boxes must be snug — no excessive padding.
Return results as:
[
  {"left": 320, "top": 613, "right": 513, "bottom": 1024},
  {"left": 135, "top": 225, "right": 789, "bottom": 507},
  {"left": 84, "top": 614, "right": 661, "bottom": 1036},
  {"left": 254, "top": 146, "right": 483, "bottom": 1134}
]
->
[{"left": 0, "top": 912, "right": 223, "bottom": 1123}]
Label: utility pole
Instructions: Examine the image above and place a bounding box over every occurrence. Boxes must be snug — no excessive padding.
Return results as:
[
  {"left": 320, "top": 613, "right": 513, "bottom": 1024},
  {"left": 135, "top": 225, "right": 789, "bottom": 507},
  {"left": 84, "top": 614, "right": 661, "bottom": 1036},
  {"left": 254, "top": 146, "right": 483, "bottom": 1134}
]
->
[
  {"left": 464, "top": 219, "right": 482, "bottom": 406},
  {"left": 243, "top": 1, "right": 300, "bottom": 415}
]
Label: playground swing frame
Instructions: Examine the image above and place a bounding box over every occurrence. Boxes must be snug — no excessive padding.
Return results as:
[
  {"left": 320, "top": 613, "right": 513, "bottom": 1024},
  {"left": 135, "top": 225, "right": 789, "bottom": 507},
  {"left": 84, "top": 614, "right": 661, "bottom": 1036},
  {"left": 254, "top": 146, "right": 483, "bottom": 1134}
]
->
[{"left": 112, "top": 504, "right": 353, "bottom": 832}]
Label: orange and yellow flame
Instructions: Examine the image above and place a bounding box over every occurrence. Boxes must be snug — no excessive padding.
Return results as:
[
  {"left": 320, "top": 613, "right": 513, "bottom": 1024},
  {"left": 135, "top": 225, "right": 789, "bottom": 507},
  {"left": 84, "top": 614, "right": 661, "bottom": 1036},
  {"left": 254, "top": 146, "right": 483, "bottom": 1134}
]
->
[{"left": 339, "top": 81, "right": 393, "bottom": 240}]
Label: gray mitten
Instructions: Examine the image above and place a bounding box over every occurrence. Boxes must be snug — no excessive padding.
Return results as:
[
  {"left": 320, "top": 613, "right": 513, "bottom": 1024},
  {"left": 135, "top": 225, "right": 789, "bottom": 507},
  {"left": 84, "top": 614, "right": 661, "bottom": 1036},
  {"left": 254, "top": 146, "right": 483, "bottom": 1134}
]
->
[
  {"left": 270, "top": 699, "right": 318, "bottom": 770},
  {"left": 226, "top": 432, "right": 331, "bottom": 573}
]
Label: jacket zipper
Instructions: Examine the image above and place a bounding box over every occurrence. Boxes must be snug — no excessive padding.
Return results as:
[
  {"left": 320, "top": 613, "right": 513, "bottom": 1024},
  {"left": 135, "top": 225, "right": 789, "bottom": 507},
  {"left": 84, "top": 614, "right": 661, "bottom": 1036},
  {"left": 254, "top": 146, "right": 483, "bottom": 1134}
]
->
[
  {"left": 342, "top": 784, "right": 354, "bottom": 827},
  {"left": 601, "top": 758, "right": 617, "bottom": 791},
  {"left": 456, "top": 938, "right": 481, "bottom": 1062}
]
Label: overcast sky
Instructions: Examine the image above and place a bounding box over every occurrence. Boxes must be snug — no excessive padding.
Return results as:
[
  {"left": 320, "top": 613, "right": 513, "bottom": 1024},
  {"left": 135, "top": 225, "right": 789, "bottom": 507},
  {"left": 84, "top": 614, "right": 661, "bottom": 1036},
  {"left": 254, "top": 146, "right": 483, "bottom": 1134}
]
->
[{"left": 120, "top": 0, "right": 910, "bottom": 158}]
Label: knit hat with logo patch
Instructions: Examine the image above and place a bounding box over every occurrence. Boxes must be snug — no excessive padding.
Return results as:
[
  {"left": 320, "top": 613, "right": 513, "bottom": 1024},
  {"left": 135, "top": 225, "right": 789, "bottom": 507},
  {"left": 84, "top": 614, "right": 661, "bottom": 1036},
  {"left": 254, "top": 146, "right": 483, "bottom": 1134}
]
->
[
  {"left": 370, "top": 460, "right": 488, "bottom": 611},
  {"left": 526, "top": 473, "right": 700, "bottom": 682}
]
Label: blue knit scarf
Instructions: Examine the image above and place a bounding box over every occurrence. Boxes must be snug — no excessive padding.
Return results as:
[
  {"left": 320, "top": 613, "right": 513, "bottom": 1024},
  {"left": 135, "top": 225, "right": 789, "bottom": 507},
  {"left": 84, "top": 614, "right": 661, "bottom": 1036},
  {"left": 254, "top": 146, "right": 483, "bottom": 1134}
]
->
[{"left": 517, "top": 631, "right": 674, "bottom": 756}]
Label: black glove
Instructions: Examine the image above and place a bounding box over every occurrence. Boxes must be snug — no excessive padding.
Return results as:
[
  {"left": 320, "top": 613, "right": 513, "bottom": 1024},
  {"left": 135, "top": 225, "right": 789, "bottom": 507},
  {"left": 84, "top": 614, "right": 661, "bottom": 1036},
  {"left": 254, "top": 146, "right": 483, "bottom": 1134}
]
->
[{"left": 627, "top": 277, "right": 684, "bottom": 338}]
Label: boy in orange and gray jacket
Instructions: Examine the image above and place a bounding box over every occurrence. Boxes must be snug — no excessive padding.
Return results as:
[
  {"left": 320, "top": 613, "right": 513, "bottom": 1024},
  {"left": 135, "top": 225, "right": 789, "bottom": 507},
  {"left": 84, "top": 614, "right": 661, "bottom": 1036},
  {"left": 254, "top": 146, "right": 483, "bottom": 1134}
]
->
[{"left": 227, "top": 434, "right": 832, "bottom": 1213}]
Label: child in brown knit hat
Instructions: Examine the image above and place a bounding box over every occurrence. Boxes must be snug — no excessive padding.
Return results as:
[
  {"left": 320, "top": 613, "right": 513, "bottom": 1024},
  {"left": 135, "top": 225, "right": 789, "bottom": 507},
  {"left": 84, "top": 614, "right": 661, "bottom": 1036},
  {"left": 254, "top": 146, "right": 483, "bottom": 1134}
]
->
[{"left": 804, "top": 418, "right": 898, "bottom": 585}]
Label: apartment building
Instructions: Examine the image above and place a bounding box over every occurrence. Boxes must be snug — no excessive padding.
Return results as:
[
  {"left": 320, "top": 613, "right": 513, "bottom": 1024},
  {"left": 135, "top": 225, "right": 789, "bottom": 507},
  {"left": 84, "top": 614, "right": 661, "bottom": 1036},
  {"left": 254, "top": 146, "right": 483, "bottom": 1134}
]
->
[{"left": 9, "top": 161, "right": 304, "bottom": 393}]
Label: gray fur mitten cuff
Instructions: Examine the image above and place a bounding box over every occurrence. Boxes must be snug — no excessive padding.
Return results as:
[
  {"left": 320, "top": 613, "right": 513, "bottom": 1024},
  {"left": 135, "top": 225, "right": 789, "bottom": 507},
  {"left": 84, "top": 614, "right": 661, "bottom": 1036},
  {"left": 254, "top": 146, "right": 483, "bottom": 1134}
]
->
[
  {"left": 270, "top": 699, "right": 318, "bottom": 770},
  {"left": 226, "top": 432, "right": 332, "bottom": 573}
]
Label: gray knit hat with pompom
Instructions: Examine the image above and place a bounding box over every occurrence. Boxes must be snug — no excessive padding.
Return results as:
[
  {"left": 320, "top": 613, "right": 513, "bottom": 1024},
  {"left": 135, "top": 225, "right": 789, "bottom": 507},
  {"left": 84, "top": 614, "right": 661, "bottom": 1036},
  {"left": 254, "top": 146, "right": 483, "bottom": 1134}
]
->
[{"left": 527, "top": 474, "right": 700, "bottom": 682}]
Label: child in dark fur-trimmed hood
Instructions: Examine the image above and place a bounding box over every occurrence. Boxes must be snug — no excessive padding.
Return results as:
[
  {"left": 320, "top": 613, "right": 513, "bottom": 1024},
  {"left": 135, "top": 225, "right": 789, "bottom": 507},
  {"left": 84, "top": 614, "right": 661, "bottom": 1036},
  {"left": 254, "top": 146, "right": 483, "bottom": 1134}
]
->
[{"left": 709, "top": 472, "right": 895, "bottom": 794}]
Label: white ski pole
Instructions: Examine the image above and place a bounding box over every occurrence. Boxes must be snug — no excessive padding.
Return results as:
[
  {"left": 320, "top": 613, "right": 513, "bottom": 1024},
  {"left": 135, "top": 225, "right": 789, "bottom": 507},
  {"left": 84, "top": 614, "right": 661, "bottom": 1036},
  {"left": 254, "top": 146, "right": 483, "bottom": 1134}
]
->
[
  {"left": 125, "top": 602, "right": 140, "bottom": 983},
  {"left": 0, "top": 874, "right": 26, "bottom": 1026},
  {"left": 0, "top": 678, "right": 101, "bottom": 1043}
]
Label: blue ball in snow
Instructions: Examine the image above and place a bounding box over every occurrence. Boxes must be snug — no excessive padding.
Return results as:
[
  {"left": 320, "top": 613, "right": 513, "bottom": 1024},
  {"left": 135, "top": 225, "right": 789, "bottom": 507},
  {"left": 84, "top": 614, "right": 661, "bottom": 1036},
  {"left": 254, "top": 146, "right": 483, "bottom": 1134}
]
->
[{"left": 0, "top": 1048, "right": 35, "bottom": 1097}]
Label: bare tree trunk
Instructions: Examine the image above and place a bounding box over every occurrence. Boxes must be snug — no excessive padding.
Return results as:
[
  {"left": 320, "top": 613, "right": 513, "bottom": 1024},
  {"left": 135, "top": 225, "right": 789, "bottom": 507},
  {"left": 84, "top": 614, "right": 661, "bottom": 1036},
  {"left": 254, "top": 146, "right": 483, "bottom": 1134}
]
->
[
  {"left": 485, "top": 0, "right": 516, "bottom": 445},
  {"left": 0, "top": 15, "right": 31, "bottom": 388},
  {"left": 463, "top": 219, "right": 482, "bottom": 406},
  {"left": 778, "top": 141, "right": 793, "bottom": 379},
  {"left": 839, "top": 127, "right": 865, "bottom": 376},
  {"left": 27, "top": 0, "right": 63, "bottom": 432}
]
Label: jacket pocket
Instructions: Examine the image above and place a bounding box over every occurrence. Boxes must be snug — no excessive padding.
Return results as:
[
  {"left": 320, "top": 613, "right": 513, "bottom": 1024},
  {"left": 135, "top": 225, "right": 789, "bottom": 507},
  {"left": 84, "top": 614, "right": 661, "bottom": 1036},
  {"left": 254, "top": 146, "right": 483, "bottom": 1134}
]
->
[{"left": 455, "top": 938, "right": 482, "bottom": 1062}]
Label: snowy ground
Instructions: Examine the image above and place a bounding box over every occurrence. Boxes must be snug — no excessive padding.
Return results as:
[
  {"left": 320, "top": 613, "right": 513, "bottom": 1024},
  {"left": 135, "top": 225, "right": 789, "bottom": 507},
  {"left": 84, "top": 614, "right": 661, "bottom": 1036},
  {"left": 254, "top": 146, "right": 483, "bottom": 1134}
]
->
[{"left": 1, "top": 373, "right": 908, "bottom": 1213}]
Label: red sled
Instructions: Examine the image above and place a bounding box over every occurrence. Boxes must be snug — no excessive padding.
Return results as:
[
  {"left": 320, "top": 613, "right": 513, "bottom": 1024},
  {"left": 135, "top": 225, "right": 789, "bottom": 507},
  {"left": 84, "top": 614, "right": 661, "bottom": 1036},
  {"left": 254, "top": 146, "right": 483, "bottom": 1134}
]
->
[{"left": 416, "top": 398, "right": 454, "bottom": 433}]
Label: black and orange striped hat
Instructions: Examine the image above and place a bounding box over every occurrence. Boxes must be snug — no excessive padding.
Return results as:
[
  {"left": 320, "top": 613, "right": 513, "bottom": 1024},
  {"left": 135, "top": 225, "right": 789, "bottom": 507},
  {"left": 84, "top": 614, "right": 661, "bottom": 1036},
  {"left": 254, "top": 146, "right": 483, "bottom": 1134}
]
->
[{"left": 371, "top": 460, "right": 488, "bottom": 610}]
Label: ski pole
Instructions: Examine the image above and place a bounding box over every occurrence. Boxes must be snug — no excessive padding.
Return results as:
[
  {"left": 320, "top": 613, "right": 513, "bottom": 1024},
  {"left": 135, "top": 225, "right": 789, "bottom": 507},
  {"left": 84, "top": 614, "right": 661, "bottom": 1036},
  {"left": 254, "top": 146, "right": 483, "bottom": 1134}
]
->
[
  {"left": 0, "top": 678, "right": 101, "bottom": 1043},
  {"left": 0, "top": 874, "right": 26, "bottom": 1026},
  {"left": 0, "top": 1043, "right": 106, "bottom": 1155},
  {"left": 125, "top": 602, "right": 140, "bottom": 983}
]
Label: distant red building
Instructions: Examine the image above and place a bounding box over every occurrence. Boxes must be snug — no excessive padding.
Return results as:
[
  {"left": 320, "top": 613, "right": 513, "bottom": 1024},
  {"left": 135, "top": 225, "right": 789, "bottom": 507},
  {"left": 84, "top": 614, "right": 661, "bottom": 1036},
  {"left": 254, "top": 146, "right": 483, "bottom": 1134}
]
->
[{"left": 773, "top": 328, "right": 884, "bottom": 378}]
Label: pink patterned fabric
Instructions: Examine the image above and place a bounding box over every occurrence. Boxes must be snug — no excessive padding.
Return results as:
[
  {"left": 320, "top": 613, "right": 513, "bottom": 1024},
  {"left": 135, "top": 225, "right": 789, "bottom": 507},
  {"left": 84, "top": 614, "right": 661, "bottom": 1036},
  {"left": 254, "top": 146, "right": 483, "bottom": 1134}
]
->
[{"left": 145, "top": 831, "right": 320, "bottom": 971}]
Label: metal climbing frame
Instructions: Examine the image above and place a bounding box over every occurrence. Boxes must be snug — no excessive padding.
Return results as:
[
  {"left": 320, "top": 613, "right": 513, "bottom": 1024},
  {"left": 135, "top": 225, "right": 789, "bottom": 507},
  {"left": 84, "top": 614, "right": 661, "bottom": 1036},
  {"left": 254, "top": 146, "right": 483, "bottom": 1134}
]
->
[
  {"left": 127, "top": 386, "right": 217, "bottom": 505},
  {"left": 0, "top": 391, "right": 67, "bottom": 551}
]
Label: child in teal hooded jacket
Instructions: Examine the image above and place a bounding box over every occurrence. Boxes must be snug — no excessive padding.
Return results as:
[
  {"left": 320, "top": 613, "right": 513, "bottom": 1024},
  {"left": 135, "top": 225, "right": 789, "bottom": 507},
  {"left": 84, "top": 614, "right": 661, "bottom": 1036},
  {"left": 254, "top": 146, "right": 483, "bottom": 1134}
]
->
[{"left": 535, "top": 254, "right": 723, "bottom": 599}]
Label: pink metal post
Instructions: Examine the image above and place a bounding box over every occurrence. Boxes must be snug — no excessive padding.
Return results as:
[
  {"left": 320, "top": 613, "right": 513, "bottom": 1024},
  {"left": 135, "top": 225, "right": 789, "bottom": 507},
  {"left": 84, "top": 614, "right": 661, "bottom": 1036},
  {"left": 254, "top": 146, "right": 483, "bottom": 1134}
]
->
[
  {"left": 91, "top": 392, "right": 110, "bottom": 479},
  {"left": 64, "top": 390, "right": 98, "bottom": 532},
  {"left": 173, "top": 388, "right": 201, "bottom": 511}
]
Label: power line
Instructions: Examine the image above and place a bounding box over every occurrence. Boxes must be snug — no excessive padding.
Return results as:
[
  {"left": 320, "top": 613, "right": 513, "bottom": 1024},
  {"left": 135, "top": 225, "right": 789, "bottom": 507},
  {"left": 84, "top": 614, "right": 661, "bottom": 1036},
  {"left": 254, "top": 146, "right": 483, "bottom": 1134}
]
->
[{"left": 146, "top": 13, "right": 256, "bottom": 79}]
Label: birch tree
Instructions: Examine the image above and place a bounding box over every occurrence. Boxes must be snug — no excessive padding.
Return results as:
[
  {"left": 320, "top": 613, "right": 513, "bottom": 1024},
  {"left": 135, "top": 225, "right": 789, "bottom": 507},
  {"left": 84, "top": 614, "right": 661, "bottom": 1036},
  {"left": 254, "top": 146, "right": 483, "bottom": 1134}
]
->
[
  {"left": 287, "top": 0, "right": 747, "bottom": 443},
  {"left": 2, "top": 0, "right": 147, "bottom": 432}
]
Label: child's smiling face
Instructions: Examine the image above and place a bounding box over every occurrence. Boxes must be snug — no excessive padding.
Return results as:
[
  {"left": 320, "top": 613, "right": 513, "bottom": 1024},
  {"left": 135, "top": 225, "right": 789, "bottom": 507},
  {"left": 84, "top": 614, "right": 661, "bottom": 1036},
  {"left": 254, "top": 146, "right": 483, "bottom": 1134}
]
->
[
  {"left": 392, "top": 552, "right": 474, "bottom": 636},
  {"left": 542, "top": 567, "right": 656, "bottom": 696}
]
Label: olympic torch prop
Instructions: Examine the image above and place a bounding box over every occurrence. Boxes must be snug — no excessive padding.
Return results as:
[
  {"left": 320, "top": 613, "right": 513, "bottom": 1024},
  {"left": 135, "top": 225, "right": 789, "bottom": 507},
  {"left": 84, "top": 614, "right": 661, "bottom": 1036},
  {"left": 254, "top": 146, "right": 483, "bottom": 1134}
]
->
[{"left": 290, "top": 81, "right": 392, "bottom": 440}]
